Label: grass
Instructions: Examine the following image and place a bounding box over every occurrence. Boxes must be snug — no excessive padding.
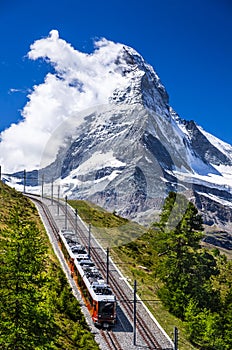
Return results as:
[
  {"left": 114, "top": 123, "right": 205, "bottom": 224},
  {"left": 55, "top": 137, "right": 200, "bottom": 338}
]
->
[
  {"left": 0, "top": 182, "right": 35, "bottom": 229},
  {"left": 110, "top": 245, "right": 198, "bottom": 350},
  {"left": 68, "top": 199, "right": 145, "bottom": 248}
]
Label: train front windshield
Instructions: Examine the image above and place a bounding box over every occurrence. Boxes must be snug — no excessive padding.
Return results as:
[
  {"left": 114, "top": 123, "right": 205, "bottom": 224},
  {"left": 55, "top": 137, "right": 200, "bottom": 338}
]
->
[{"left": 98, "top": 301, "right": 115, "bottom": 316}]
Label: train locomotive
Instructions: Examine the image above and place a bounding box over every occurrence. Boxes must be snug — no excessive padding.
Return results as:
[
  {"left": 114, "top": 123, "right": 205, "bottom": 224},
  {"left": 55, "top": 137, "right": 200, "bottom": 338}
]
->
[{"left": 58, "top": 228, "right": 116, "bottom": 328}]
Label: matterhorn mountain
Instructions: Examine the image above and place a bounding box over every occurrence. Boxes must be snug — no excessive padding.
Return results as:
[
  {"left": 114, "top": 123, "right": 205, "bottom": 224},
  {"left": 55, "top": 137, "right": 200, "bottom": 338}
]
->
[{"left": 5, "top": 44, "right": 232, "bottom": 248}]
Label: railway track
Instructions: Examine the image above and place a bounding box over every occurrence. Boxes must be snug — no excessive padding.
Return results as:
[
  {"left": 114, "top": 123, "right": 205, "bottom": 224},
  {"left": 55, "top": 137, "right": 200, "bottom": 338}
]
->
[
  {"left": 26, "top": 194, "right": 59, "bottom": 238},
  {"left": 100, "top": 330, "right": 123, "bottom": 350},
  {"left": 92, "top": 241, "right": 162, "bottom": 349},
  {"left": 26, "top": 194, "right": 174, "bottom": 350},
  {"left": 57, "top": 199, "right": 171, "bottom": 349},
  {"left": 82, "top": 240, "right": 159, "bottom": 349}
]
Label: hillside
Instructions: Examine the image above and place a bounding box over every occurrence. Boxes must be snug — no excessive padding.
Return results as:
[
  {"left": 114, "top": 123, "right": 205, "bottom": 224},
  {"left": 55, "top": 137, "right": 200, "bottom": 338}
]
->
[
  {"left": 69, "top": 197, "right": 232, "bottom": 350},
  {"left": 0, "top": 182, "right": 99, "bottom": 350}
]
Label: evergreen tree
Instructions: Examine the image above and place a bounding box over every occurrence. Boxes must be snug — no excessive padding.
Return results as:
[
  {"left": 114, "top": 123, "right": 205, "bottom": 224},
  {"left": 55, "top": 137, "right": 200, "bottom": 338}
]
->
[
  {"left": 153, "top": 192, "right": 219, "bottom": 318},
  {"left": 154, "top": 194, "right": 232, "bottom": 349},
  {"left": 0, "top": 206, "right": 56, "bottom": 349}
]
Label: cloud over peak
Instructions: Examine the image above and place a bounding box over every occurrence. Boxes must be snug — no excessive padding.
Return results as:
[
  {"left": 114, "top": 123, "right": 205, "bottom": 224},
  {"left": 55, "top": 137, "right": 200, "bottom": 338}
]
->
[{"left": 0, "top": 30, "right": 127, "bottom": 172}]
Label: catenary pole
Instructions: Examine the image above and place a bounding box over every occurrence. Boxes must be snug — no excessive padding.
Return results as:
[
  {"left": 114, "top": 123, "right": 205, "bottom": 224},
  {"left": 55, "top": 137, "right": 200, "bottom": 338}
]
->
[
  {"left": 51, "top": 178, "right": 54, "bottom": 205},
  {"left": 23, "top": 169, "right": 26, "bottom": 193},
  {"left": 65, "top": 195, "right": 68, "bottom": 229},
  {"left": 174, "top": 326, "right": 178, "bottom": 350},
  {"left": 88, "top": 223, "right": 91, "bottom": 258},
  {"left": 57, "top": 185, "right": 60, "bottom": 215},
  {"left": 41, "top": 174, "right": 44, "bottom": 199},
  {"left": 75, "top": 208, "right": 78, "bottom": 236},
  {"left": 106, "top": 247, "right": 109, "bottom": 284},
  {"left": 133, "top": 280, "right": 137, "bottom": 345}
]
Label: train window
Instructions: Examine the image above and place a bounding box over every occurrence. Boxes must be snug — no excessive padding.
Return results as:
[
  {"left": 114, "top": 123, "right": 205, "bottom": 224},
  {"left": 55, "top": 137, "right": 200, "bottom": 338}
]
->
[
  {"left": 98, "top": 302, "right": 114, "bottom": 316},
  {"left": 93, "top": 286, "right": 112, "bottom": 295},
  {"left": 79, "top": 260, "right": 94, "bottom": 267},
  {"left": 71, "top": 246, "right": 86, "bottom": 254}
]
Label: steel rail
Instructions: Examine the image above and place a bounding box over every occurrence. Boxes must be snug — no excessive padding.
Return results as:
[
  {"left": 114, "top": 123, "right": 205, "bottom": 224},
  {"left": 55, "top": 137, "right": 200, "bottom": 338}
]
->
[{"left": 58, "top": 201, "right": 163, "bottom": 349}]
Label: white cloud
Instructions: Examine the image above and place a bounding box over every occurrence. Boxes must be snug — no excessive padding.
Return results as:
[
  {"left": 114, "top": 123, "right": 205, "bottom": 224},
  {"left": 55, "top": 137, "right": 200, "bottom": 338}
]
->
[
  {"left": 8, "top": 88, "right": 24, "bottom": 94},
  {"left": 0, "top": 30, "right": 127, "bottom": 172}
]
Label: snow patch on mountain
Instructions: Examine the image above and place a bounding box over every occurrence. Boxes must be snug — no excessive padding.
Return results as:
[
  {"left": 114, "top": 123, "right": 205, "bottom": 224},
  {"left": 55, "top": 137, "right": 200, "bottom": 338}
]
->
[
  {"left": 174, "top": 169, "right": 232, "bottom": 190},
  {"left": 199, "top": 126, "right": 232, "bottom": 161},
  {"left": 197, "top": 192, "right": 232, "bottom": 208},
  {"left": 74, "top": 150, "right": 126, "bottom": 176}
]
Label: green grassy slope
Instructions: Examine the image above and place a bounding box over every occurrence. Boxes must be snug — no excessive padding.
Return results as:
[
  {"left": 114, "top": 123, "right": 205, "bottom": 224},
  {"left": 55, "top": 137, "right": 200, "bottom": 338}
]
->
[
  {"left": 0, "top": 182, "right": 99, "bottom": 350},
  {"left": 68, "top": 199, "right": 145, "bottom": 248}
]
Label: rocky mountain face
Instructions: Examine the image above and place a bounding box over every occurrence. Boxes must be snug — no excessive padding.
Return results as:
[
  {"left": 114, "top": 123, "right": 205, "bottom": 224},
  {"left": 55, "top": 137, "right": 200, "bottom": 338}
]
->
[{"left": 6, "top": 45, "right": 232, "bottom": 248}]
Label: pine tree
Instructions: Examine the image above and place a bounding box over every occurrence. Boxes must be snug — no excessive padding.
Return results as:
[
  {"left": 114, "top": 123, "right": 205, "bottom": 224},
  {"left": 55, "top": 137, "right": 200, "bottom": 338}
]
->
[
  {"left": 0, "top": 206, "right": 56, "bottom": 349},
  {"left": 153, "top": 192, "right": 219, "bottom": 318}
]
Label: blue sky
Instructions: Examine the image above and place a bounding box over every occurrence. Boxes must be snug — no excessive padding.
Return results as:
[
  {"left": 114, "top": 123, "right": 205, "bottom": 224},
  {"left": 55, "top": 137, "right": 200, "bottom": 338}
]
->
[{"left": 0, "top": 0, "right": 231, "bottom": 146}]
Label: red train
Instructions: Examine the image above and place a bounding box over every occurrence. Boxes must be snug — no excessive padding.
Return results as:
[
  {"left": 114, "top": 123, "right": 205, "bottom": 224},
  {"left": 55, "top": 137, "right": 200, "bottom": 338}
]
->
[{"left": 58, "top": 228, "right": 116, "bottom": 327}]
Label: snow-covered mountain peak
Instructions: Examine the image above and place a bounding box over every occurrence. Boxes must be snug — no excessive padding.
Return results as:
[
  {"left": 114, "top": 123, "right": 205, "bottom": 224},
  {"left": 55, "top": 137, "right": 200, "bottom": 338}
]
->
[
  {"left": 3, "top": 32, "right": 232, "bottom": 240},
  {"left": 109, "top": 45, "right": 169, "bottom": 117}
]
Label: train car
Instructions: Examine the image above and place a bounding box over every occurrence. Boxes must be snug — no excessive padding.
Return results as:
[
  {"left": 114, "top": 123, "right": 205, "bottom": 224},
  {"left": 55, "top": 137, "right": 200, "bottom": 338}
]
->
[{"left": 58, "top": 228, "right": 116, "bottom": 328}]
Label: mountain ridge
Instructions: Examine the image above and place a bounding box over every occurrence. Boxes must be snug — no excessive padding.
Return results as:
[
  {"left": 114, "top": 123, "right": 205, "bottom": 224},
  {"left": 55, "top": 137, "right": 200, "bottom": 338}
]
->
[{"left": 4, "top": 43, "right": 232, "bottom": 242}]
